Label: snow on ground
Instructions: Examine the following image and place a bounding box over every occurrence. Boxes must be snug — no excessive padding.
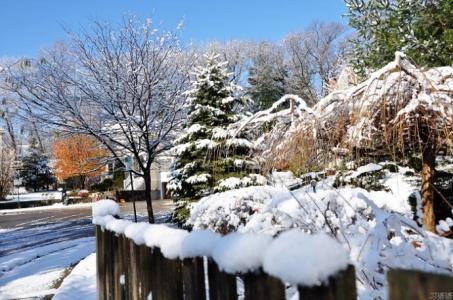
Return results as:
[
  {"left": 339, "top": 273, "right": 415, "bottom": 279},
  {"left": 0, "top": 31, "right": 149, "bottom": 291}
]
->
[
  {"left": 0, "top": 216, "right": 94, "bottom": 299},
  {"left": 0, "top": 200, "right": 173, "bottom": 299},
  {"left": 0, "top": 238, "right": 94, "bottom": 299},
  {"left": 0, "top": 202, "right": 94, "bottom": 214},
  {"left": 53, "top": 253, "right": 97, "bottom": 300},
  {"left": 3, "top": 191, "right": 62, "bottom": 202}
]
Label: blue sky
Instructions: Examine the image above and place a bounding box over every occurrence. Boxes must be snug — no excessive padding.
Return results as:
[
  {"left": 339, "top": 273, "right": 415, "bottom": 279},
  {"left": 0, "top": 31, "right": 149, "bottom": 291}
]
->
[{"left": 0, "top": 0, "right": 348, "bottom": 57}]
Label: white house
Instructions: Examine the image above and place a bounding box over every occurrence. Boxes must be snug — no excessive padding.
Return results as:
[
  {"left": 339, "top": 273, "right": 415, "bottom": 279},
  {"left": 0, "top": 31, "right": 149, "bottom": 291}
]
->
[{"left": 123, "top": 154, "right": 172, "bottom": 200}]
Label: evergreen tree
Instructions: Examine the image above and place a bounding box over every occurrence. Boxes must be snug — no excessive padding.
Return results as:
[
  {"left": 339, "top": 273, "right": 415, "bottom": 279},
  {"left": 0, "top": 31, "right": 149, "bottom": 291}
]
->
[
  {"left": 19, "top": 138, "right": 54, "bottom": 191},
  {"left": 346, "top": 0, "right": 453, "bottom": 74},
  {"left": 169, "top": 54, "right": 265, "bottom": 223}
]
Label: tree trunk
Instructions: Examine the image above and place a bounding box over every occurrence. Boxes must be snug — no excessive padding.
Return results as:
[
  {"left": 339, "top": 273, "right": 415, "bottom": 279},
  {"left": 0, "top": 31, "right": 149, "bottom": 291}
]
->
[
  {"left": 143, "top": 171, "right": 155, "bottom": 224},
  {"left": 80, "top": 175, "right": 86, "bottom": 189},
  {"left": 4, "top": 116, "right": 17, "bottom": 157},
  {"left": 421, "top": 144, "right": 436, "bottom": 232}
]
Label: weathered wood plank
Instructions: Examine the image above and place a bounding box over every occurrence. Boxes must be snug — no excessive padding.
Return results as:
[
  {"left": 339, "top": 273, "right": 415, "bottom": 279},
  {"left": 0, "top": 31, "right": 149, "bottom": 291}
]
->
[
  {"left": 207, "top": 258, "right": 237, "bottom": 300},
  {"left": 388, "top": 268, "right": 453, "bottom": 300},
  {"left": 149, "top": 247, "right": 163, "bottom": 299},
  {"left": 122, "top": 235, "right": 133, "bottom": 300},
  {"left": 129, "top": 239, "right": 142, "bottom": 300},
  {"left": 182, "top": 257, "right": 206, "bottom": 300},
  {"left": 298, "top": 264, "right": 357, "bottom": 300},
  {"left": 117, "top": 235, "right": 129, "bottom": 300},
  {"left": 112, "top": 233, "right": 122, "bottom": 300},
  {"left": 243, "top": 270, "right": 285, "bottom": 300},
  {"left": 139, "top": 244, "right": 153, "bottom": 300},
  {"left": 104, "top": 229, "right": 114, "bottom": 299},
  {"left": 149, "top": 248, "right": 183, "bottom": 300},
  {"left": 96, "top": 226, "right": 106, "bottom": 300}
]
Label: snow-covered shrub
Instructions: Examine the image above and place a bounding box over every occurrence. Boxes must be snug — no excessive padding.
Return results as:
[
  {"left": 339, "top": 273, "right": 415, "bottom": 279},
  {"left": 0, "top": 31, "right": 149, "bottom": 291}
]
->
[
  {"left": 188, "top": 168, "right": 453, "bottom": 299},
  {"left": 436, "top": 210, "right": 453, "bottom": 237},
  {"left": 188, "top": 185, "right": 289, "bottom": 234}
]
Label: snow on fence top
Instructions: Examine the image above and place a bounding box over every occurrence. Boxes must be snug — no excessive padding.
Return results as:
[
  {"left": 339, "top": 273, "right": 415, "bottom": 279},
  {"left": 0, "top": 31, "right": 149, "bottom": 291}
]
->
[
  {"left": 180, "top": 230, "right": 221, "bottom": 258},
  {"left": 93, "top": 203, "right": 348, "bottom": 286},
  {"left": 144, "top": 225, "right": 189, "bottom": 259},
  {"left": 263, "top": 230, "right": 349, "bottom": 286},
  {"left": 105, "top": 218, "right": 132, "bottom": 234},
  {"left": 212, "top": 232, "right": 273, "bottom": 273},
  {"left": 124, "top": 223, "right": 149, "bottom": 245},
  {"left": 92, "top": 199, "right": 120, "bottom": 217}
]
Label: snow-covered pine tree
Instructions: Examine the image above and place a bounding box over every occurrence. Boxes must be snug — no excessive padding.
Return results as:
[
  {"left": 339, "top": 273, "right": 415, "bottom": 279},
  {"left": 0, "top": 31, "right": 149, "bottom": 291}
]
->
[
  {"left": 169, "top": 54, "right": 265, "bottom": 223},
  {"left": 19, "top": 137, "right": 54, "bottom": 192}
]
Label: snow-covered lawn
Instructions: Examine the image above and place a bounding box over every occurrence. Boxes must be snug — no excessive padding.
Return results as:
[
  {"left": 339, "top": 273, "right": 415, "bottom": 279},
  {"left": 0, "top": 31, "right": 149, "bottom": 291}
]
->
[
  {"left": 3, "top": 191, "right": 62, "bottom": 202},
  {"left": 0, "top": 216, "right": 94, "bottom": 299},
  {"left": 0, "top": 202, "right": 93, "bottom": 214},
  {"left": 0, "top": 239, "right": 94, "bottom": 299}
]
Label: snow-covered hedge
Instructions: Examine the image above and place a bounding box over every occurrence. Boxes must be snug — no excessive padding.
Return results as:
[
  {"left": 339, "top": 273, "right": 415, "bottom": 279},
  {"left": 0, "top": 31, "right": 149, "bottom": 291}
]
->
[{"left": 187, "top": 166, "right": 453, "bottom": 299}]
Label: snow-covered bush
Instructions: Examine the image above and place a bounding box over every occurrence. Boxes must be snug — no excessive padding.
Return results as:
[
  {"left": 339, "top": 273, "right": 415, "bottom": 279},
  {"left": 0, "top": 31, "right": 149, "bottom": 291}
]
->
[
  {"left": 188, "top": 185, "right": 289, "bottom": 234},
  {"left": 188, "top": 168, "right": 453, "bottom": 299},
  {"left": 235, "top": 52, "right": 453, "bottom": 233}
]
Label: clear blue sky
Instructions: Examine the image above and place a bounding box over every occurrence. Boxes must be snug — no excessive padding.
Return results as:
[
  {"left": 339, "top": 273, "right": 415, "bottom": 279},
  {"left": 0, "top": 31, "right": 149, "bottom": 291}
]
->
[{"left": 0, "top": 0, "right": 348, "bottom": 57}]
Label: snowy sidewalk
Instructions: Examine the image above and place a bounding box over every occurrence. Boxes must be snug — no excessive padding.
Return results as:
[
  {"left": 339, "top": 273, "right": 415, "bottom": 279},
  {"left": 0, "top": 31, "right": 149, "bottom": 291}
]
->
[
  {"left": 0, "top": 216, "right": 95, "bottom": 299},
  {"left": 53, "top": 253, "right": 97, "bottom": 300}
]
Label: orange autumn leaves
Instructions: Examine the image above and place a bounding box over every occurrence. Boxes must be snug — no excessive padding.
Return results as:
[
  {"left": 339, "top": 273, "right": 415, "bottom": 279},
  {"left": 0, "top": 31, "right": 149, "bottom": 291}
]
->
[{"left": 53, "top": 135, "right": 107, "bottom": 181}]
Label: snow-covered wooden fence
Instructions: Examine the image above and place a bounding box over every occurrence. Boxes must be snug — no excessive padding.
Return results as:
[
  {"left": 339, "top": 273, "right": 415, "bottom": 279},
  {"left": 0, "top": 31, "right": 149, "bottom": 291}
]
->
[
  {"left": 96, "top": 226, "right": 357, "bottom": 300},
  {"left": 93, "top": 200, "right": 453, "bottom": 300},
  {"left": 387, "top": 269, "right": 453, "bottom": 300}
]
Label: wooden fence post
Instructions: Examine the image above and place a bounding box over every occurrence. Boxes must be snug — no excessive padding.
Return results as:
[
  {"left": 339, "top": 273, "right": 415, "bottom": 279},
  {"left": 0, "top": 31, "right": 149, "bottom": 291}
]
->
[
  {"left": 298, "top": 264, "right": 357, "bottom": 300},
  {"left": 182, "top": 257, "right": 206, "bottom": 300},
  {"left": 207, "top": 258, "right": 237, "bottom": 300},
  {"left": 112, "top": 233, "right": 123, "bottom": 300},
  {"left": 139, "top": 245, "right": 153, "bottom": 300},
  {"left": 96, "top": 226, "right": 106, "bottom": 300},
  {"left": 149, "top": 248, "right": 183, "bottom": 299},
  {"left": 129, "top": 239, "right": 142, "bottom": 300},
  {"left": 243, "top": 270, "right": 285, "bottom": 300},
  {"left": 104, "top": 229, "right": 115, "bottom": 299},
  {"left": 388, "top": 269, "right": 453, "bottom": 300},
  {"left": 117, "top": 235, "right": 129, "bottom": 300},
  {"left": 149, "top": 247, "right": 162, "bottom": 299}
]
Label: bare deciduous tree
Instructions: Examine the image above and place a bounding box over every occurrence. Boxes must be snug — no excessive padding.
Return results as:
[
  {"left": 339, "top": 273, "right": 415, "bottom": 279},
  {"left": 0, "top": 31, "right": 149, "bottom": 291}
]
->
[
  {"left": 0, "top": 142, "right": 14, "bottom": 199},
  {"left": 9, "top": 17, "right": 192, "bottom": 223},
  {"left": 207, "top": 40, "right": 254, "bottom": 85},
  {"left": 284, "top": 21, "right": 347, "bottom": 103}
]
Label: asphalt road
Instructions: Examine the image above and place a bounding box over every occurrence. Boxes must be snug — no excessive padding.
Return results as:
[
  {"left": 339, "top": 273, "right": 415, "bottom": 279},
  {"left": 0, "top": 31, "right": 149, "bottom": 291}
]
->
[
  {"left": 0, "top": 200, "right": 175, "bottom": 298},
  {"left": 0, "top": 200, "right": 174, "bottom": 229}
]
